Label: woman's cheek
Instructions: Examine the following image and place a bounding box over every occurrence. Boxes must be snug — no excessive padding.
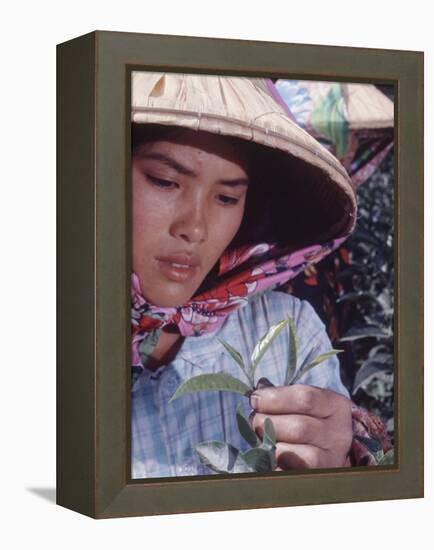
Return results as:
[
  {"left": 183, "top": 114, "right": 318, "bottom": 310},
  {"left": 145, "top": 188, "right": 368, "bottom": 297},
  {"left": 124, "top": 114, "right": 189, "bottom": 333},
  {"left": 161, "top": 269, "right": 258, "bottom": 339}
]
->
[
  {"left": 137, "top": 190, "right": 175, "bottom": 232},
  {"left": 220, "top": 202, "right": 246, "bottom": 243}
]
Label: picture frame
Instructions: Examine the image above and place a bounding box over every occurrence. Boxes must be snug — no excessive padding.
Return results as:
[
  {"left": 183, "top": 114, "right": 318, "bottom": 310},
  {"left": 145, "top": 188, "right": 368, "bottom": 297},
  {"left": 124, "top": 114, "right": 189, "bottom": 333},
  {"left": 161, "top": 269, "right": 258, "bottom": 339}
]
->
[{"left": 57, "top": 30, "right": 423, "bottom": 519}]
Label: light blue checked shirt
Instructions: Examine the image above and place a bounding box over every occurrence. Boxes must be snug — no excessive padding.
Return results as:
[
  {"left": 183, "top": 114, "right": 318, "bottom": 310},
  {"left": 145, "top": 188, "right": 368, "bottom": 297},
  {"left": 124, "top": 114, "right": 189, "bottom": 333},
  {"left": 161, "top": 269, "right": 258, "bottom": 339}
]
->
[{"left": 131, "top": 290, "right": 349, "bottom": 479}]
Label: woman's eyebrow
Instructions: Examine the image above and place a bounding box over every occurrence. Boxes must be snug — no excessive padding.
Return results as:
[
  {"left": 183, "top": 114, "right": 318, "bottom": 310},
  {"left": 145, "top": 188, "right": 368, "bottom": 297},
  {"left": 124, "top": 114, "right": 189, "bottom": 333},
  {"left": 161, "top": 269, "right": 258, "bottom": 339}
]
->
[
  {"left": 137, "top": 152, "right": 197, "bottom": 176},
  {"left": 218, "top": 178, "right": 250, "bottom": 187},
  {"left": 137, "top": 151, "right": 249, "bottom": 186}
]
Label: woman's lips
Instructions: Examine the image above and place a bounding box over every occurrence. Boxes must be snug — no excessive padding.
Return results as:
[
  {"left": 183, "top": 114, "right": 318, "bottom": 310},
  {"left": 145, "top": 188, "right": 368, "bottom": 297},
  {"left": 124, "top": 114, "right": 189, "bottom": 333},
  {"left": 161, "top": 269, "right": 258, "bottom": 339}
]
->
[{"left": 155, "top": 254, "right": 200, "bottom": 283}]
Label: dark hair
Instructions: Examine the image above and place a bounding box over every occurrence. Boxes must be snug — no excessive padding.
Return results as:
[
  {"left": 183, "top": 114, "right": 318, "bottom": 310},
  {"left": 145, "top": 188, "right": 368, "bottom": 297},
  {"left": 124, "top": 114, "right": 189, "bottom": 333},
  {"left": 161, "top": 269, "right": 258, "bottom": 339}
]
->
[
  {"left": 132, "top": 123, "right": 195, "bottom": 151},
  {"left": 132, "top": 122, "right": 350, "bottom": 260}
]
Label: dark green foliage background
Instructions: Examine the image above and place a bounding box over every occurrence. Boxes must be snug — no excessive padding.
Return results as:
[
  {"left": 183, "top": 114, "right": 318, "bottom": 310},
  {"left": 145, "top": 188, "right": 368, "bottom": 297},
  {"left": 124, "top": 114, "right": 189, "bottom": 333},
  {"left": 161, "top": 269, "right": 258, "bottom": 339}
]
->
[{"left": 337, "top": 150, "right": 395, "bottom": 441}]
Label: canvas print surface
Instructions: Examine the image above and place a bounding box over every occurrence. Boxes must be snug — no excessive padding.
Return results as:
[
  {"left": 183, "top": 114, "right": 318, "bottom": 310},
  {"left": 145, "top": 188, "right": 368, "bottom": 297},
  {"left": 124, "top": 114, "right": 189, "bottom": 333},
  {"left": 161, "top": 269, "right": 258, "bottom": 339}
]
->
[{"left": 130, "top": 71, "right": 395, "bottom": 479}]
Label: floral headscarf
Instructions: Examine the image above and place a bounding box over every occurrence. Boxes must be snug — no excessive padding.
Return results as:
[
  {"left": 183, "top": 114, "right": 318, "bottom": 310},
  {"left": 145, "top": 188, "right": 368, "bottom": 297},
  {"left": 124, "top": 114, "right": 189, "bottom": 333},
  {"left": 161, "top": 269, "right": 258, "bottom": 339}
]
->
[{"left": 132, "top": 235, "right": 349, "bottom": 373}]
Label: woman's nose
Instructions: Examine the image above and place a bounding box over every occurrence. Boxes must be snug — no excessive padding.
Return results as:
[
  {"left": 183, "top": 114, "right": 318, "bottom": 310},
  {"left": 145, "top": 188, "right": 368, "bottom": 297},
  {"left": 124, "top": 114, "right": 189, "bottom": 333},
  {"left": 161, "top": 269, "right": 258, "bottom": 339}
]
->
[{"left": 170, "top": 203, "right": 208, "bottom": 244}]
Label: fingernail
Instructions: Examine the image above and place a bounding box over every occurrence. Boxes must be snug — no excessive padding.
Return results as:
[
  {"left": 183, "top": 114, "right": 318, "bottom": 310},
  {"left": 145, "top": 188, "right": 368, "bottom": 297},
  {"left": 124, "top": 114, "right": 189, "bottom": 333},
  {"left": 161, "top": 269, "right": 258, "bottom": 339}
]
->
[{"left": 249, "top": 391, "right": 260, "bottom": 409}]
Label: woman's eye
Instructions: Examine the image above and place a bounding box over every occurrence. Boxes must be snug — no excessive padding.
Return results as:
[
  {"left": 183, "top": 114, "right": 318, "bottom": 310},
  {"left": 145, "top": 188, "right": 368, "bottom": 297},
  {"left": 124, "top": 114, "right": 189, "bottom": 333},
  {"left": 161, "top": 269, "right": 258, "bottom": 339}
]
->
[
  {"left": 217, "top": 194, "right": 239, "bottom": 206},
  {"left": 147, "top": 175, "right": 178, "bottom": 189}
]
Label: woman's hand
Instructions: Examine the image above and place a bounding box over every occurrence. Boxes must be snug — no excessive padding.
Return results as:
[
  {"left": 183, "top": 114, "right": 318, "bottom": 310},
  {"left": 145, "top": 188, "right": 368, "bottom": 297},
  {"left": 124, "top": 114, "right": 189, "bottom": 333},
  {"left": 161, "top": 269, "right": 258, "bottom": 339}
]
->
[{"left": 249, "top": 384, "right": 353, "bottom": 470}]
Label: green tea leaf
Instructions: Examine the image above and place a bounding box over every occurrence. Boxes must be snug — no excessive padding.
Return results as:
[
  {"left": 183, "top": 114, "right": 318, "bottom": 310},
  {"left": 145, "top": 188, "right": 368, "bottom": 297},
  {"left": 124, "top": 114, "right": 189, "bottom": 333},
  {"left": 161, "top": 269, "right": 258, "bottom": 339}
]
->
[
  {"left": 354, "top": 435, "right": 382, "bottom": 454},
  {"left": 354, "top": 435, "right": 385, "bottom": 462},
  {"left": 218, "top": 338, "right": 252, "bottom": 385},
  {"left": 368, "top": 345, "right": 391, "bottom": 359},
  {"left": 262, "top": 417, "right": 276, "bottom": 449},
  {"left": 339, "top": 326, "right": 391, "bottom": 342},
  {"left": 357, "top": 371, "right": 394, "bottom": 400},
  {"left": 218, "top": 339, "right": 244, "bottom": 368},
  {"left": 336, "top": 291, "right": 384, "bottom": 307},
  {"left": 169, "top": 373, "right": 252, "bottom": 403},
  {"left": 195, "top": 441, "right": 253, "bottom": 474},
  {"left": 251, "top": 319, "right": 289, "bottom": 374},
  {"left": 284, "top": 317, "right": 298, "bottom": 386},
  {"left": 241, "top": 447, "right": 274, "bottom": 473},
  {"left": 290, "top": 350, "right": 343, "bottom": 385},
  {"left": 236, "top": 404, "right": 260, "bottom": 448},
  {"left": 378, "top": 448, "right": 394, "bottom": 466},
  {"left": 353, "top": 357, "right": 394, "bottom": 395},
  {"left": 254, "top": 418, "right": 277, "bottom": 470}
]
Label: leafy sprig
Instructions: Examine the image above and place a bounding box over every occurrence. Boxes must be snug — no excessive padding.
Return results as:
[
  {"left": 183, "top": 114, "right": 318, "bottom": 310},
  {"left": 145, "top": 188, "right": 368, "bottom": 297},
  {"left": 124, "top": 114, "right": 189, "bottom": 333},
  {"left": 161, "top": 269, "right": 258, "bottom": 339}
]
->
[
  {"left": 170, "top": 317, "right": 342, "bottom": 402},
  {"left": 169, "top": 316, "right": 343, "bottom": 474}
]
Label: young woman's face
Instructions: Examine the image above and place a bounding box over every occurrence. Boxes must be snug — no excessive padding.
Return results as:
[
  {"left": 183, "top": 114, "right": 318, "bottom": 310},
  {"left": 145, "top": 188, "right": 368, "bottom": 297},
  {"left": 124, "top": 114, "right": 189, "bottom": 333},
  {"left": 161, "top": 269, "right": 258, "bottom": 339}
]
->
[{"left": 132, "top": 130, "right": 250, "bottom": 307}]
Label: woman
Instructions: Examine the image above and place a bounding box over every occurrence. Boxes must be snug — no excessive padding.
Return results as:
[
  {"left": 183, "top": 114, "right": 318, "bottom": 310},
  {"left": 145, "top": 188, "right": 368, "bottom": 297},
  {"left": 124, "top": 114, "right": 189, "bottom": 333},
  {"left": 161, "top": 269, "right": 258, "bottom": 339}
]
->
[{"left": 130, "top": 72, "right": 389, "bottom": 478}]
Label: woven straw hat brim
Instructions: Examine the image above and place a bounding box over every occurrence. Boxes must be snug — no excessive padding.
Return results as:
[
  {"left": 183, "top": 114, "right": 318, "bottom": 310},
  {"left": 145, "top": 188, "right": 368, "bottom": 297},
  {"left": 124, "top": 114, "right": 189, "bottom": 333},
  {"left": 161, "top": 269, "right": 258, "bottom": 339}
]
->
[{"left": 131, "top": 71, "right": 357, "bottom": 242}]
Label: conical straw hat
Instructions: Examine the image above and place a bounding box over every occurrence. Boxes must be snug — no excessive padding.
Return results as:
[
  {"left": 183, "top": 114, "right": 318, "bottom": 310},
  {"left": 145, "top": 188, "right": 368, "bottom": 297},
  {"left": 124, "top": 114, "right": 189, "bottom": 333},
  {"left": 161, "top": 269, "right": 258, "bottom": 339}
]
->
[{"left": 131, "top": 71, "right": 357, "bottom": 244}]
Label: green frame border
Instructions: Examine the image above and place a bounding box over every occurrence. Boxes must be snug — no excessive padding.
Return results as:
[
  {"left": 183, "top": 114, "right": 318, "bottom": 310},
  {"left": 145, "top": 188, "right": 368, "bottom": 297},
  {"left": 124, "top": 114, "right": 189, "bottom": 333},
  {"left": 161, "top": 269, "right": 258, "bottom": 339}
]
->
[{"left": 57, "top": 30, "right": 424, "bottom": 519}]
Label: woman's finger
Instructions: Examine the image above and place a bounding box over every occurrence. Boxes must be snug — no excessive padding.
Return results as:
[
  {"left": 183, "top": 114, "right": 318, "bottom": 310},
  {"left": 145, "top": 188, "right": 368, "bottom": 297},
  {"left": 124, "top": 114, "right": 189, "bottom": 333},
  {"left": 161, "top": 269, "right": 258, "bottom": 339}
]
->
[
  {"left": 250, "top": 412, "right": 330, "bottom": 449},
  {"left": 275, "top": 442, "right": 340, "bottom": 470},
  {"left": 249, "top": 384, "right": 343, "bottom": 418}
]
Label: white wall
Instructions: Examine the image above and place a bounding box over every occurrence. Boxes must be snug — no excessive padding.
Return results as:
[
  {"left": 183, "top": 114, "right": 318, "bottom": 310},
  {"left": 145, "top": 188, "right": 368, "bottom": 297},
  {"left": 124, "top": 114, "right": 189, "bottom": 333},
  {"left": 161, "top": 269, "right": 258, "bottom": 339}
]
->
[{"left": 1, "top": 0, "right": 432, "bottom": 545}]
